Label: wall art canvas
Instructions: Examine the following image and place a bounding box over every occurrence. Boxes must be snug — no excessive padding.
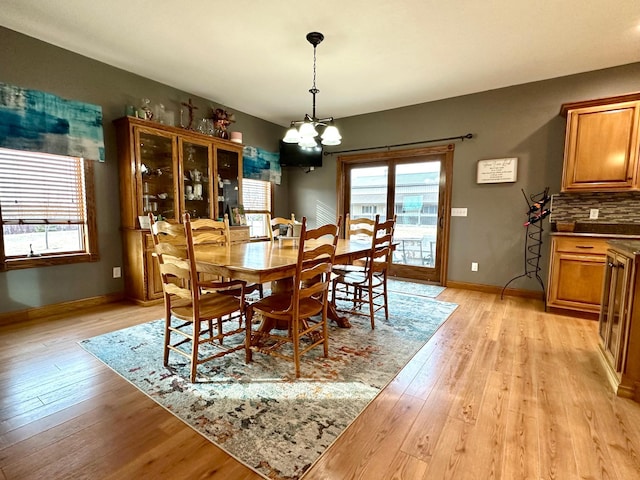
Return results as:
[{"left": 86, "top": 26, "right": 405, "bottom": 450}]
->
[
  {"left": 243, "top": 145, "right": 281, "bottom": 184},
  {"left": 0, "top": 82, "right": 105, "bottom": 161}
]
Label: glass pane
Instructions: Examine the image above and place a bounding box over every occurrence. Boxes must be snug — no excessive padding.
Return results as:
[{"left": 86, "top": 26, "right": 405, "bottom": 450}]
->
[
  {"left": 393, "top": 162, "right": 440, "bottom": 267},
  {"left": 3, "top": 224, "right": 83, "bottom": 256},
  {"left": 139, "top": 132, "right": 174, "bottom": 220},
  {"left": 183, "top": 141, "right": 210, "bottom": 219},
  {"left": 217, "top": 148, "right": 240, "bottom": 220},
  {"left": 607, "top": 258, "right": 626, "bottom": 368},
  {"left": 599, "top": 260, "right": 613, "bottom": 342},
  {"left": 349, "top": 166, "right": 388, "bottom": 220}
]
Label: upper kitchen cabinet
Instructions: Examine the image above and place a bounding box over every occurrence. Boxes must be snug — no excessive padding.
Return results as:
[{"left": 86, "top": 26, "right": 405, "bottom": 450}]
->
[{"left": 560, "top": 93, "right": 640, "bottom": 192}]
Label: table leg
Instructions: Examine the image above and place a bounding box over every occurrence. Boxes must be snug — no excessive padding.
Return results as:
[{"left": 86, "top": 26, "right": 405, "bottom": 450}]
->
[{"left": 327, "top": 303, "right": 352, "bottom": 328}]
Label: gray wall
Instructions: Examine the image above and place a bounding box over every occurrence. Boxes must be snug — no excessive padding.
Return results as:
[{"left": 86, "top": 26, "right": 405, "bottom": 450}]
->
[
  {"left": 288, "top": 62, "right": 640, "bottom": 291},
  {"left": 1, "top": 24, "right": 639, "bottom": 314},
  {"left": 0, "top": 27, "right": 283, "bottom": 314}
]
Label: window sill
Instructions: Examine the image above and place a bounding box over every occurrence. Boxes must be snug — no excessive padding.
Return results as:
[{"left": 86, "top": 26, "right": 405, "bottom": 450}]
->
[{"left": 3, "top": 252, "right": 99, "bottom": 271}]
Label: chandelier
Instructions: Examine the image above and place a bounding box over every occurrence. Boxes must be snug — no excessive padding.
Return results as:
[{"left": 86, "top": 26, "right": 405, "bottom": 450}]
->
[{"left": 283, "top": 32, "right": 342, "bottom": 148}]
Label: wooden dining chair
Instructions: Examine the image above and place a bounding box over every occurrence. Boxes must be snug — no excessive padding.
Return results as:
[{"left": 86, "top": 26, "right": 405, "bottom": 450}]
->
[
  {"left": 333, "top": 213, "right": 379, "bottom": 276},
  {"left": 245, "top": 216, "right": 341, "bottom": 378},
  {"left": 267, "top": 213, "right": 296, "bottom": 241},
  {"left": 189, "top": 215, "right": 263, "bottom": 298},
  {"left": 331, "top": 215, "right": 396, "bottom": 329},
  {"left": 149, "top": 213, "right": 248, "bottom": 382}
]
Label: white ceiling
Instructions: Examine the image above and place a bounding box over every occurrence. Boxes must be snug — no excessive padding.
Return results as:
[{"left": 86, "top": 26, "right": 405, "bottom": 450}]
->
[{"left": 1, "top": 0, "right": 639, "bottom": 127}]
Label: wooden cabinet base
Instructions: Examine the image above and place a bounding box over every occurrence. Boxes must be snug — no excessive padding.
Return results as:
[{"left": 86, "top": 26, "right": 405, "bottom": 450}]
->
[{"left": 597, "top": 344, "right": 640, "bottom": 401}]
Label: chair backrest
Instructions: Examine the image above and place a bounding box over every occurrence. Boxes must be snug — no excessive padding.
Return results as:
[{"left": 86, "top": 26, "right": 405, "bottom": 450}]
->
[
  {"left": 189, "top": 217, "right": 230, "bottom": 247},
  {"left": 345, "top": 213, "right": 377, "bottom": 240},
  {"left": 368, "top": 215, "right": 396, "bottom": 276},
  {"left": 149, "top": 214, "right": 198, "bottom": 305},
  {"left": 267, "top": 213, "right": 297, "bottom": 241},
  {"left": 294, "top": 216, "right": 341, "bottom": 307}
]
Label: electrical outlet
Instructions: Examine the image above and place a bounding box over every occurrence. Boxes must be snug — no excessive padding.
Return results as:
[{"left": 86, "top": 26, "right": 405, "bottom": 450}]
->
[
  {"left": 589, "top": 208, "right": 599, "bottom": 219},
  {"left": 113, "top": 266, "right": 122, "bottom": 278},
  {"left": 451, "top": 207, "right": 468, "bottom": 217},
  {"left": 471, "top": 262, "right": 478, "bottom": 272}
]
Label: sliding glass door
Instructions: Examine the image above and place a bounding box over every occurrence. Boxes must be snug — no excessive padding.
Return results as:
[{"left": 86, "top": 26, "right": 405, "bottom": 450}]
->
[{"left": 339, "top": 146, "right": 453, "bottom": 284}]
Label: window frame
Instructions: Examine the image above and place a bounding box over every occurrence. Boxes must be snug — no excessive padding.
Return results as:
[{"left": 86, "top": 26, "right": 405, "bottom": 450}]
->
[{"left": 0, "top": 153, "right": 99, "bottom": 271}]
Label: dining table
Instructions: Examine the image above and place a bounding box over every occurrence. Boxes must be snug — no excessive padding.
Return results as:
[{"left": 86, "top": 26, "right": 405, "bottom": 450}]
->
[{"left": 194, "top": 238, "right": 373, "bottom": 328}]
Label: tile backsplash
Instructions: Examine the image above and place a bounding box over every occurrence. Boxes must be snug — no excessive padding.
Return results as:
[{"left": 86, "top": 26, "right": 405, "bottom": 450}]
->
[{"left": 550, "top": 191, "right": 640, "bottom": 224}]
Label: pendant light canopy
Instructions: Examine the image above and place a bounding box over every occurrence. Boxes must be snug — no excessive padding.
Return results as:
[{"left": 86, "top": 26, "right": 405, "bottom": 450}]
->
[{"left": 283, "top": 32, "right": 342, "bottom": 148}]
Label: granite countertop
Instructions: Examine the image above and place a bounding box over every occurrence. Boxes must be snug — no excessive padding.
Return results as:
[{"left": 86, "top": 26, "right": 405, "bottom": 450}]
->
[
  {"left": 551, "top": 232, "right": 640, "bottom": 239},
  {"left": 550, "top": 222, "right": 640, "bottom": 236},
  {"left": 607, "top": 239, "right": 640, "bottom": 257}
]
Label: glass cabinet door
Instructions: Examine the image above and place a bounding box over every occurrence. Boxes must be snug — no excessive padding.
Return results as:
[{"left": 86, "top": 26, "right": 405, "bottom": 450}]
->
[
  {"left": 215, "top": 146, "right": 242, "bottom": 221},
  {"left": 180, "top": 139, "right": 212, "bottom": 220},
  {"left": 136, "top": 129, "right": 176, "bottom": 221},
  {"left": 600, "top": 251, "right": 633, "bottom": 371}
]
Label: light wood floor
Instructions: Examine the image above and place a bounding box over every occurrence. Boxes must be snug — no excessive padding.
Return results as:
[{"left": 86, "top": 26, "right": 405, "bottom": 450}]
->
[{"left": 1, "top": 288, "right": 640, "bottom": 479}]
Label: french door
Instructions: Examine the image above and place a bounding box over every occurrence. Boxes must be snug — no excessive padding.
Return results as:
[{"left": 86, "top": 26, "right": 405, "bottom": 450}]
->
[{"left": 337, "top": 145, "right": 453, "bottom": 284}]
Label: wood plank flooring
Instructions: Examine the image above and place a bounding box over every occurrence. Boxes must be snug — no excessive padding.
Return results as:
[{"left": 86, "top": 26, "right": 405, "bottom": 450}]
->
[{"left": 1, "top": 288, "right": 639, "bottom": 479}]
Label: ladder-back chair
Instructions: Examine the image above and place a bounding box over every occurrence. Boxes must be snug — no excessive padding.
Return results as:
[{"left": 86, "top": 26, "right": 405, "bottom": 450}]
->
[{"left": 246, "top": 216, "right": 341, "bottom": 377}]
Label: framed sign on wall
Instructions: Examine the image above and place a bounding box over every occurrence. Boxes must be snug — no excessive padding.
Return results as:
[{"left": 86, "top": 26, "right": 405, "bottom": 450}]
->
[{"left": 476, "top": 157, "right": 518, "bottom": 184}]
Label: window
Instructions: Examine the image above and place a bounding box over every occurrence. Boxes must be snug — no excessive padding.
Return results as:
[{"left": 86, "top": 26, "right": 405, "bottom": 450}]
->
[
  {"left": 0, "top": 147, "right": 98, "bottom": 270},
  {"left": 242, "top": 178, "right": 272, "bottom": 238},
  {"left": 362, "top": 205, "right": 377, "bottom": 215}
]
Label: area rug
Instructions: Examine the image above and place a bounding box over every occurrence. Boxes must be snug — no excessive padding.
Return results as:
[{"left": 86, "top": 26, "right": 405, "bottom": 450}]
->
[
  {"left": 80, "top": 291, "right": 457, "bottom": 480},
  {"left": 387, "top": 278, "right": 445, "bottom": 297}
]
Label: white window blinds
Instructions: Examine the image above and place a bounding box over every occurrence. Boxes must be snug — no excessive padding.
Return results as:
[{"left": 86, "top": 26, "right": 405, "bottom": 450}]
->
[
  {"left": 242, "top": 179, "right": 271, "bottom": 213},
  {"left": 0, "top": 148, "right": 86, "bottom": 225}
]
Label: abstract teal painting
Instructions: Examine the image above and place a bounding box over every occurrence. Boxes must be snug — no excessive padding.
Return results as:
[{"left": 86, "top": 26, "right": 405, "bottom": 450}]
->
[
  {"left": 0, "top": 82, "right": 105, "bottom": 161},
  {"left": 242, "top": 146, "right": 281, "bottom": 184}
]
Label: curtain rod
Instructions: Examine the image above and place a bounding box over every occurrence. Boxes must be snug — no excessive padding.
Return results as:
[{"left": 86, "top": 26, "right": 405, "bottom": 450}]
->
[{"left": 324, "top": 133, "right": 474, "bottom": 156}]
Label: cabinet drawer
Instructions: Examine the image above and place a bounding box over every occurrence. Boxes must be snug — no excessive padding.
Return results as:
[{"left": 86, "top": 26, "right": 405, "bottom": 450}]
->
[{"left": 554, "top": 237, "right": 609, "bottom": 255}]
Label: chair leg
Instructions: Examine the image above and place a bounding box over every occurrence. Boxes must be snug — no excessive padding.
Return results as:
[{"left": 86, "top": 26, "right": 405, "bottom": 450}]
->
[
  {"left": 368, "top": 283, "right": 375, "bottom": 329},
  {"left": 190, "top": 317, "right": 201, "bottom": 382},
  {"left": 383, "top": 278, "right": 389, "bottom": 321},
  {"left": 245, "top": 307, "right": 253, "bottom": 363},
  {"left": 217, "top": 317, "right": 224, "bottom": 344},
  {"left": 322, "top": 303, "right": 329, "bottom": 357},
  {"left": 163, "top": 301, "right": 171, "bottom": 366},
  {"left": 293, "top": 317, "right": 301, "bottom": 378}
]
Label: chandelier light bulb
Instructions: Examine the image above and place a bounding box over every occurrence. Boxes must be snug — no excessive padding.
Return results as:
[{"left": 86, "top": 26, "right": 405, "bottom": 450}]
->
[
  {"left": 321, "top": 125, "right": 342, "bottom": 146},
  {"left": 299, "top": 122, "right": 318, "bottom": 138},
  {"left": 283, "top": 126, "right": 301, "bottom": 143}
]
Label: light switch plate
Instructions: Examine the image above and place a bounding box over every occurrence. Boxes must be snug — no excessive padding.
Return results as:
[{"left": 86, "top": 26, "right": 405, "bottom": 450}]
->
[
  {"left": 589, "top": 208, "right": 599, "bottom": 220},
  {"left": 451, "top": 207, "right": 468, "bottom": 217}
]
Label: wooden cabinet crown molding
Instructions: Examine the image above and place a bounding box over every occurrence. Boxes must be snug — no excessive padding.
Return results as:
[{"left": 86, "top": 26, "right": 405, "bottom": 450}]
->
[
  {"left": 560, "top": 92, "right": 640, "bottom": 116},
  {"left": 113, "top": 116, "right": 244, "bottom": 148}
]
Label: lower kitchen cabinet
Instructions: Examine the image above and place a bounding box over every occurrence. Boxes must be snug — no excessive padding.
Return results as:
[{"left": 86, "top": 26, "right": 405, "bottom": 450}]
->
[
  {"left": 547, "top": 235, "right": 609, "bottom": 314},
  {"left": 598, "top": 241, "right": 640, "bottom": 401}
]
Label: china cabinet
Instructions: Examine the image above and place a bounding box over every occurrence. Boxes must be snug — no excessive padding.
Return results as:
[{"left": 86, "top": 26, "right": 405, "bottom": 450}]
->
[
  {"left": 560, "top": 93, "right": 640, "bottom": 192},
  {"left": 598, "top": 240, "right": 640, "bottom": 401},
  {"left": 115, "top": 116, "right": 244, "bottom": 304}
]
